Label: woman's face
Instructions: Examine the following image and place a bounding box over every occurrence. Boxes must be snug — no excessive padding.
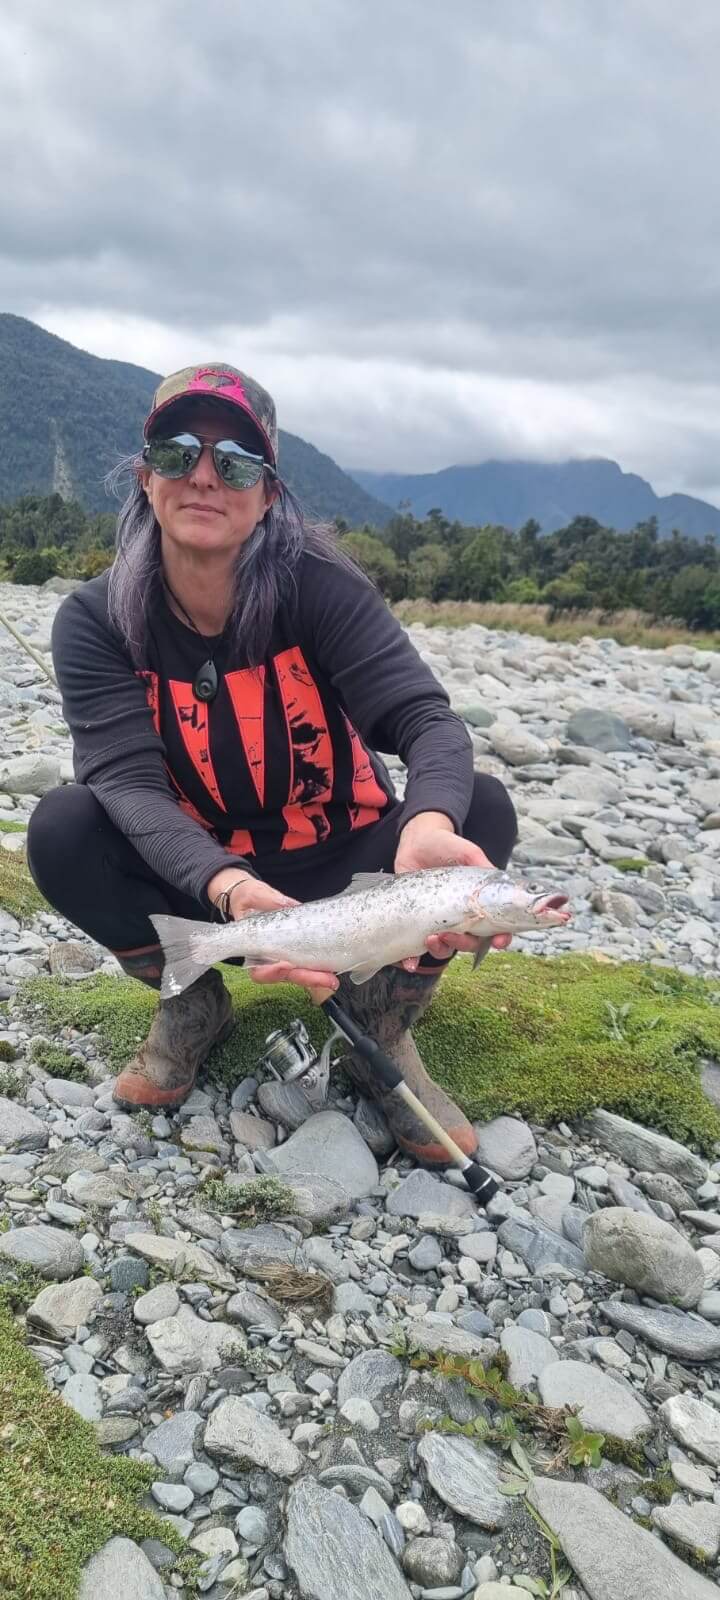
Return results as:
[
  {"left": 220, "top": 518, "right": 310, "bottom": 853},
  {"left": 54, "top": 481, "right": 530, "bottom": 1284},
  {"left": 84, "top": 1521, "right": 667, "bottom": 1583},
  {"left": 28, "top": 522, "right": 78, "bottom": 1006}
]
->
[{"left": 141, "top": 399, "right": 278, "bottom": 560}]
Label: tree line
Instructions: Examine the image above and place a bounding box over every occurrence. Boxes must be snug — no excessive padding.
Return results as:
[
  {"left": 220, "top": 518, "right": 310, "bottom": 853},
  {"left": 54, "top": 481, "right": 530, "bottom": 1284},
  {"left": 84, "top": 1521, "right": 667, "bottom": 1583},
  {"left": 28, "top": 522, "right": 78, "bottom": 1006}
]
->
[{"left": 0, "top": 492, "right": 719, "bottom": 631}]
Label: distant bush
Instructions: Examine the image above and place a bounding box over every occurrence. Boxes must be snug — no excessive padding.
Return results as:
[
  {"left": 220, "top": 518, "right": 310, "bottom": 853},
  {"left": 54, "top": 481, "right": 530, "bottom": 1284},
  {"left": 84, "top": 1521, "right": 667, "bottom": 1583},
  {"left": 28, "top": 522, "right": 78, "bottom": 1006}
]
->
[
  {"left": 74, "top": 547, "right": 113, "bottom": 579},
  {"left": 12, "top": 548, "right": 62, "bottom": 585}
]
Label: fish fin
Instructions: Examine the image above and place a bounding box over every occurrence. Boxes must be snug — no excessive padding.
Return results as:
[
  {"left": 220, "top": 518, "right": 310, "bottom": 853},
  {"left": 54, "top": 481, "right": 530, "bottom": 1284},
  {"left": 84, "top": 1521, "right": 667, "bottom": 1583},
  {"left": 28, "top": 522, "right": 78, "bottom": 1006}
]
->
[
  {"left": 150, "top": 914, "right": 220, "bottom": 998},
  {"left": 337, "top": 871, "right": 394, "bottom": 897},
  {"left": 347, "top": 961, "right": 384, "bottom": 985},
  {"left": 472, "top": 937, "right": 493, "bottom": 972}
]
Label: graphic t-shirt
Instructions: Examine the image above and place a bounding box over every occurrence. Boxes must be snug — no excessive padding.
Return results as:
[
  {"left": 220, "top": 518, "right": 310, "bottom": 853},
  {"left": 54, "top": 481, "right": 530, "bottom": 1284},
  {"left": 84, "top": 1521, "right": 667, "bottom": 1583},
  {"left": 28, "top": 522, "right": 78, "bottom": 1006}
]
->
[{"left": 51, "top": 551, "right": 475, "bottom": 904}]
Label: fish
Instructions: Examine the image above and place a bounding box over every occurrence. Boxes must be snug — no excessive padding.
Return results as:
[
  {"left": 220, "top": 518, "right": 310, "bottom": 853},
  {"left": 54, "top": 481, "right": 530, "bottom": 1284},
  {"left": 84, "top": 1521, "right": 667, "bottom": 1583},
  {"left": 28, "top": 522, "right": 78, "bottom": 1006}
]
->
[{"left": 150, "top": 866, "right": 571, "bottom": 1000}]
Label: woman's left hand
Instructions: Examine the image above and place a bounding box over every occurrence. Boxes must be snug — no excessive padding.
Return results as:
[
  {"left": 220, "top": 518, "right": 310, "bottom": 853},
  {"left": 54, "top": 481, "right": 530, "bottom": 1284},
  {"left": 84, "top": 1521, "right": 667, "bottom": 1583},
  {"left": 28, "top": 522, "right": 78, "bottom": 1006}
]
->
[{"left": 394, "top": 811, "right": 512, "bottom": 965}]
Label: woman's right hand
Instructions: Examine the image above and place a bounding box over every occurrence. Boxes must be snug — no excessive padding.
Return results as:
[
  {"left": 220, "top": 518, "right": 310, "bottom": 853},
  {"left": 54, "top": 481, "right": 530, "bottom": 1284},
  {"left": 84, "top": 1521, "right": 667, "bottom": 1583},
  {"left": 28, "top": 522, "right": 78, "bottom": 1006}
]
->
[{"left": 223, "top": 872, "right": 339, "bottom": 995}]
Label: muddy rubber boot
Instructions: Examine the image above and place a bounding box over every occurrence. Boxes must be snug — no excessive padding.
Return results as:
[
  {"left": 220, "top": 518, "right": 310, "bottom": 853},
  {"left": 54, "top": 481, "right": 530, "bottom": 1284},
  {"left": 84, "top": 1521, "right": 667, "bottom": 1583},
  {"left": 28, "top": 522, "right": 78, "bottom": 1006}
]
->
[
  {"left": 334, "top": 964, "right": 477, "bottom": 1167},
  {"left": 112, "top": 948, "right": 235, "bottom": 1110}
]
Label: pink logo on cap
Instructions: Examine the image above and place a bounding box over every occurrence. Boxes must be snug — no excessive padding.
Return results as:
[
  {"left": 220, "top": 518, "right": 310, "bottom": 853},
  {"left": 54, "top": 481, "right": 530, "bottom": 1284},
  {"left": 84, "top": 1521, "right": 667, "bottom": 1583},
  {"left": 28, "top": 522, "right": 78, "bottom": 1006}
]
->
[{"left": 186, "top": 368, "right": 249, "bottom": 406}]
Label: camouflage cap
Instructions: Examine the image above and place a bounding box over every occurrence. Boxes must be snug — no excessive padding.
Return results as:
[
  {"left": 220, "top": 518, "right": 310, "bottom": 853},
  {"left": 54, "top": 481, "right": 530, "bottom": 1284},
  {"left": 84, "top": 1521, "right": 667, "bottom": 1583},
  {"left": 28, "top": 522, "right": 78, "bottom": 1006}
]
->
[{"left": 144, "top": 363, "right": 278, "bottom": 467}]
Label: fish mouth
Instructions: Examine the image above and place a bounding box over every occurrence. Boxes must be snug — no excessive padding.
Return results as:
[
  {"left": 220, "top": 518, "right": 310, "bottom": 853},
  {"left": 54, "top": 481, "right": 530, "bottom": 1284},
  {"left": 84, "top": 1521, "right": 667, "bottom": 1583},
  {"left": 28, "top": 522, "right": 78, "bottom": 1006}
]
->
[{"left": 533, "top": 892, "right": 571, "bottom": 923}]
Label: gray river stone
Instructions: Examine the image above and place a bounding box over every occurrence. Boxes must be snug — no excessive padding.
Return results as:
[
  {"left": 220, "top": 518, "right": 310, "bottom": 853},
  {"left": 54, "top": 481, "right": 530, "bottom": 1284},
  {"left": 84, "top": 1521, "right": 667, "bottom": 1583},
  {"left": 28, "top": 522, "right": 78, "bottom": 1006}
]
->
[
  {"left": 527, "top": 1476, "right": 719, "bottom": 1600},
  {"left": 599, "top": 1299, "right": 720, "bottom": 1361},
  {"left": 78, "top": 1537, "right": 166, "bottom": 1600},
  {"left": 580, "top": 1110, "right": 707, "bottom": 1186},
  {"left": 27, "top": 1276, "right": 103, "bottom": 1337},
  {"left": 386, "top": 1169, "right": 476, "bottom": 1219},
  {"left": 660, "top": 1393, "right": 720, "bottom": 1466},
  {"left": 538, "top": 1360, "right": 651, "bottom": 1442},
  {"left": 204, "top": 1395, "right": 302, "bottom": 1477},
  {"left": 144, "top": 1411, "right": 203, "bottom": 1478},
  {"left": 497, "top": 1213, "right": 586, "bottom": 1273},
  {"left": 500, "top": 1326, "right": 560, "bottom": 1389},
  {"left": 0, "top": 1223, "right": 83, "bottom": 1280},
  {"left": 220, "top": 1222, "right": 307, "bottom": 1276},
  {"left": 418, "top": 1433, "right": 508, "bottom": 1528},
  {"left": 0, "top": 1097, "right": 48, "bottom": 1150},
  {"left": 584, "top": 1207, "right": 704, "bottom": 1307},
  {"left": 473, "top": 1115, "right": 537, "bottom": 1179},
  {"left": 336, "top": 1350, "right": 403, "bottom": 1407},
  {"left": 566, "top": 708, "right": 633, "bottom": 752},
  {"left": 285, "top": 1476, "right": 412, "bottom": 1600},
  {"left": 270, "top": 1109, "right": 378, "bottom": 1199}
]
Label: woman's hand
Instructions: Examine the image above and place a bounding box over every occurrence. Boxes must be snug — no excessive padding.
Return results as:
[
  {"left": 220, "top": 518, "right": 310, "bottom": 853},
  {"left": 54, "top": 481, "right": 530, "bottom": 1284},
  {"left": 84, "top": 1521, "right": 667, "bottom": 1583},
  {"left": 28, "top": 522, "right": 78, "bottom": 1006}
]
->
[
  {"left": 394, "top": 811, "right": 512, "bottom": 965},
  {"left": 207, "top": 868, "right": 338, "bottom": 994}
]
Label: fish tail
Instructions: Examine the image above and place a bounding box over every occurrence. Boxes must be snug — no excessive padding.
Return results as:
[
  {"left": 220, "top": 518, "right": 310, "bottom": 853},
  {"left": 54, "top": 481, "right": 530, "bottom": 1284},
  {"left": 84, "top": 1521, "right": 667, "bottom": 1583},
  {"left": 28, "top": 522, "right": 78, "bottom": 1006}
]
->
[{"left": 150, "top": 914, "right": 231, "bottom": 998}]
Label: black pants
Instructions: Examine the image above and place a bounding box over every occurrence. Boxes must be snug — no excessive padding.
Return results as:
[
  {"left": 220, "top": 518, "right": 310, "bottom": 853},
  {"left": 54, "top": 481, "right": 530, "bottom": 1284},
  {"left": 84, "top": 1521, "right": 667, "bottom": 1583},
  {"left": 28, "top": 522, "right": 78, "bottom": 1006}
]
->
[{"left": 27, "top": 775, "right": 518, "bottom": 957}]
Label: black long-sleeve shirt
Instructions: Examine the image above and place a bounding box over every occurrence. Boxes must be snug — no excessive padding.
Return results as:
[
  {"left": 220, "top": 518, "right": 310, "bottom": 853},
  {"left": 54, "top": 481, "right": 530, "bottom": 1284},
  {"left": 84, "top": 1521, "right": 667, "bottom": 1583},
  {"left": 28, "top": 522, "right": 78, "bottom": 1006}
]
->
[{"left": 51, "top": 554, "right": 475, "bottom": 905}]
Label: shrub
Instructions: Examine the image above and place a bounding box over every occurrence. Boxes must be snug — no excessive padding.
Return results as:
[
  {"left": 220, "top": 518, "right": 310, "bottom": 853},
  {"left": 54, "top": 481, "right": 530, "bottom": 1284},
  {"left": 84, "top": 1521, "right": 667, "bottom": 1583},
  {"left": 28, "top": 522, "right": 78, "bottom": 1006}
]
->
[{"left": 11, "top": 549, "right": 62, "bottom": 585}]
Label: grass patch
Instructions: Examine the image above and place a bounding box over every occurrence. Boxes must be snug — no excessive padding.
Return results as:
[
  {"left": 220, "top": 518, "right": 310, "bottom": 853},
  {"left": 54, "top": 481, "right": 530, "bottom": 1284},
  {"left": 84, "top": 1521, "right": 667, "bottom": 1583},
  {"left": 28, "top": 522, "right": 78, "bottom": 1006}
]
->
[
  {"left": 612, "top": 857, "right": 651, "bottom": 874},
  {"left": 0, "top": 821, "right": 29, "bottom": 834},
  {"left": 0, "top": 1066, "right": 29, "bottom": 1101},
  {"left": 0, "top": 1303, "right": 183, "bottom": 1600},
  {"left": 198, "top": 1173, "right": 298, "bottom": 1224},
  {"left": 19, "top": 952, "right": 720, "bottom": 1152},
  {"left": 29, "top": 1041, "right": 89, "bottom": 1082},
  {"left": 0, "top": 850, "right": 47, "bottom": 923},
  {"left": 393, "top": 598, "right": 720, "bottom": 653}
]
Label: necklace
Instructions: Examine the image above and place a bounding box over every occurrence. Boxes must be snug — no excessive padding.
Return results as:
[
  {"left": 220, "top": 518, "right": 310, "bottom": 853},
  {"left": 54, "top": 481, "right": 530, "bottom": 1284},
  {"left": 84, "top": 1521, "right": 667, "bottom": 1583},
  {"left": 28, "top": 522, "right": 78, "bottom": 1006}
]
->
[{"left": 163, "top": 579, "right": 220, "bottom": 703}]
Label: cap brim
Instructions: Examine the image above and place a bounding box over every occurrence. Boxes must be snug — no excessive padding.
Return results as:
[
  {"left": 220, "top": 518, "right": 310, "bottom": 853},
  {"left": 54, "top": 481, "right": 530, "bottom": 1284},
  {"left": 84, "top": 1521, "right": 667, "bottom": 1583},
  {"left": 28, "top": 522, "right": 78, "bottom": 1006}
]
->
[{"left": 144, "top": 392, "right": 276, "bottom": 467}]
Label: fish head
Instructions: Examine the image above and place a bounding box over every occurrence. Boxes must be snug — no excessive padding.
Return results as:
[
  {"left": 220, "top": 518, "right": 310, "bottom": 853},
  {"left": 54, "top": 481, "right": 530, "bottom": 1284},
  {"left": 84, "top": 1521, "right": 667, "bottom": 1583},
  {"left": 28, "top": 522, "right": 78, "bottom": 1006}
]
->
[
  {"left": 528, "top": 890, "right": 572, "bottom": 927},
  {"left": 463, "top": 875, "right": 571, "bottom": 933}
]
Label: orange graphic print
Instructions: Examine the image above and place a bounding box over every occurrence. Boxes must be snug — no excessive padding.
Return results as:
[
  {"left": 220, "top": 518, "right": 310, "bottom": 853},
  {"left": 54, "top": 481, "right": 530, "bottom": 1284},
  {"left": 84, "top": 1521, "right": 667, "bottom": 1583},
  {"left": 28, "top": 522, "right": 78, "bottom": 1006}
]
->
[
  {"left": 273, "top": 647, "right": 334, "bottom": 850},
  {"left": 225, "top": 667, "right": 266, "bottom": 805},
  {"left": 168, "top": 681, "right": 227, "bottom": 812},
  {"left": 343, "top": 713, "right": 388, "bottom": 829},
  {"left": 138, "top": 670, "right": 161, "bottom": 735}
]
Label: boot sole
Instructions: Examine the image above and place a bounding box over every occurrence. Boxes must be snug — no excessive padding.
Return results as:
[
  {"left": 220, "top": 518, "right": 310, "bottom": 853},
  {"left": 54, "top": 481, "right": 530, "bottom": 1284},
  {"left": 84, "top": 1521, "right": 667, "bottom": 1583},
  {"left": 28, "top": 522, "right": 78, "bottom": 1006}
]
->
[{"left": 113, "top": 1013, "right": 236, "bottom": 1111}]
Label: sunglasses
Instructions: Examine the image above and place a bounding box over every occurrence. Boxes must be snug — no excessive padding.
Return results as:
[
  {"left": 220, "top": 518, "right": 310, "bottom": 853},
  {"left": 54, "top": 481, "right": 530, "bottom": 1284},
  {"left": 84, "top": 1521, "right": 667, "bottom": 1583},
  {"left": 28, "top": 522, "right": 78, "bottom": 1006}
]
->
[{"left": 142, "top": 432, "right": 276, "bottom": 491}]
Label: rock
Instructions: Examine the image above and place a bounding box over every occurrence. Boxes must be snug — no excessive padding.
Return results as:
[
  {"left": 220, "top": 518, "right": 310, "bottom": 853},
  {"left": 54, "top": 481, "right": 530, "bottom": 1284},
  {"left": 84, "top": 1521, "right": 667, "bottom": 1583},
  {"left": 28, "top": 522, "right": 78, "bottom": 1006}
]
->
[
  {"left": 78, "top": 1537, "right": 166, "bottom": 1600},
  {"left": 281, "top": 1171, "right": 352, "bottom": 1226},
  {"left": 408, "top": 1235, "right": 444, "bottom": 1271},
  {"left": 489, "top": 724, "right": 549, "bottom": 765},
  {"left": 527, "top": 1477, "right": 718, "bottom": 1600},
  {"left": 638, "top": 1171, "right": 693, "bottom": 1213},
  {"left": 257, "top": 1078, "right": 314, "bottom": 1129},
  {"left": 318, "top": 1466, "right": 394, "bottom": 1500},
  {"left": 133, "top": 1284, "right": 180, "bottom": 1325},
  {"left": 48, "top": 941, "right": 98, "bottom": 976},
  {"left": 270, "top": 1110, "right": 378, "bottom": 1199},
  {"left": 538, "top": 1360, "right": 651, "bottom": 1442},
  {"left": 591, "top": 888, "right": 639, "bottom": 926},
  {"left": 600, "top": 1299, "right": 720, "bottom": 1361},
  {"left": 0, "top": 1223, "right": 83, "bottom": 1280},
  {"left": 0, "top": 1098, "right": 48, "bottom": 1151},
  {"left": 62, "top": 1373, "right": 103, "bottom": 1421},
  {"left": 581, "top": 1110, "right": 706, "bottom": 1186},
  {"left": 418, "top": 1433, "right": 508, "bottom": 1528},
  {"left": 472, "top": 1116, "right": 537, "bottom": 1180},
  {"left": 566, "top": 709, "right": 632, "bottom": 751},
  {"left": 45, "top": 1078, "right": 95, "bottom": 1108},
  {"left": 145, "top": 1306, "right": 244, "bottom": 1373},
  {"left": 95, "top": 1417, "right": 140, "bottom": 1446},
  {"left": 226, "top": 1286, "right": 283, "bottom": 1331},
  {"left": 497, "top": 1214, "right": 586, "bottom": 1274},
  {"left": 336, "top": 1350, "right": 403, "bottom": 1408},
  {"left": 405, "top": 1318, "right": 497, "bottom": 1361},
  {"left": 220, "top": 1222, "right": 307, "bottom": 1277},
  {"left": 27, "top": 1276, "right": 102, "bottom": 1337},
  {"left": 652, "top": 1500, "right": 720, "bottom": 1560},
  {"left": 235, "top": 1505, "right": 269, "bottom": 1545},
  {"left": 180, "top": 1115, "right": 229, "bottom": 1156},
  {"left": 500, "top": 1326, "right": 560, "bottom": 1389},
  {"left": 583, "top": 1207, "right": 704, "bottom": 1307},
  {"left": 0, "top": 754, "right": 60, "bottom": 796},
  {"left": 229, "top": 1110, "right": 275, "bottom": 1149},
  {"left": 353, "top": 1096, "right": 395, "bottom": 1157},
  {"left": 151, "top": 1482, "right": 194, "bottom": 1514},
  {"left": 385, "top": 1169, "right": 476, "bottom": 1219},
  {"left": 661, "top": 1393, "right": 720, "bottom": 1466},
  {"left": 66, "top": 1171, "right": 126, "bottom": 1208},
  {"left": 402, "top": 1536, "right": 463, "bottom": 1586},
  {"left": 285, "top": 1476, "right": 412, "bottom": 1600},
  {"left": 109, "top": 1255, "right": 150, "bottom": 1293},
  {"left": 339, "top": 1397, "right": 380, "bottom": 1431},
  {"left": 204, "top": 1396, "right": 302, "bottom": 1477},
  {"left": 144, "top": 1411, "right": 203, "bottom": 1478},
  {"left": 189, "top": 1526, "right": 239, "bottom": 1560}
]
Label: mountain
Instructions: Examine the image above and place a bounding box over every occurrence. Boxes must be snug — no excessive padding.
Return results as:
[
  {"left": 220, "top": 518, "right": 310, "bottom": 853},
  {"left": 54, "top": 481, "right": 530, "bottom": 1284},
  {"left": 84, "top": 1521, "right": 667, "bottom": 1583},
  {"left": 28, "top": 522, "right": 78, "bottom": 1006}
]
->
[
  {"left": 0, "top": 314, "right": 392, "bottom": 527},
  {"left": 351, "top": 457, "right": 720, "bottom": 539}
]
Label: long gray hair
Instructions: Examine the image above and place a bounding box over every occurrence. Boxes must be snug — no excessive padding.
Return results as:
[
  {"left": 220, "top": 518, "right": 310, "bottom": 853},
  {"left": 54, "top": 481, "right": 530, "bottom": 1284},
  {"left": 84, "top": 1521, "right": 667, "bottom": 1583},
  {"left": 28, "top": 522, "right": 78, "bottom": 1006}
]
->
[{"left": 106, "top": 462, "right": 368, "bottom": 665}]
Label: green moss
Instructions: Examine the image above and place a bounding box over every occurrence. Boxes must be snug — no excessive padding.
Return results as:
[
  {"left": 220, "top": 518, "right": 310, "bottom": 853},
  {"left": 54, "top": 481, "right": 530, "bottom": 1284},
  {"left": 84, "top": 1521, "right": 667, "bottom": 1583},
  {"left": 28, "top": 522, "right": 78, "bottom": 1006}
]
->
[
  {"left": 0, "top": 1066, "right": 28, "bottom": 1100},
  {"left": 0, "top": 1304, "right": 183, "bottom": 1600},
  {"left": 19, "top": 952, "right": 720, "bottom": 1153},
  {"left": 612, "top": 857, "right": 651, "bottom": 873},
  {"left": 0, "top": 821, "right": 30, "bottom": 834},
  {"left": 29, "top": 1041, "right": 89, "bottom": 1082},
  {"left": 199, "top": 1173, "right": 298, "bottom": 1224},
  {"left": 0, "top": 850, "right": 47, "bottom": 922},
  {"left": 0, "top": 1041, "right": 17, "bottom": 1063}
]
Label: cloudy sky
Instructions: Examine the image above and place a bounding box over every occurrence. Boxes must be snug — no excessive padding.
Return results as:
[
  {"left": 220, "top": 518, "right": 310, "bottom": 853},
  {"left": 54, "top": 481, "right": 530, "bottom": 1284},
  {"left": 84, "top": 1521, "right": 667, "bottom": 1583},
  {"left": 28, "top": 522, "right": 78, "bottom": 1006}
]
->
[{"left": 2, "top": 0, "right": 720, "bottom": 496}]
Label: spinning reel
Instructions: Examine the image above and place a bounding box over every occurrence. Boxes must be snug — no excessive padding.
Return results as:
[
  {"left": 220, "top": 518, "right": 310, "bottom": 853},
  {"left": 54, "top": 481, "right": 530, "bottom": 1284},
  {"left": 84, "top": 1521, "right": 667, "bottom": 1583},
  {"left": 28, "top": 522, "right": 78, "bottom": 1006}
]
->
[{"left": 255, "top": 1017, "right": 346, "bottom": 1107}]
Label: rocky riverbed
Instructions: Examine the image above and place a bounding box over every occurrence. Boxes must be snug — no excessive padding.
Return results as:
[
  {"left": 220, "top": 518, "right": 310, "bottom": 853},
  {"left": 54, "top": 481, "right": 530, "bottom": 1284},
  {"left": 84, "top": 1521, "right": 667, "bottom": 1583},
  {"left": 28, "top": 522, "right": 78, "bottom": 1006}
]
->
[{"left": 1, "top": 578, "right": 720, "bottom": 1599}]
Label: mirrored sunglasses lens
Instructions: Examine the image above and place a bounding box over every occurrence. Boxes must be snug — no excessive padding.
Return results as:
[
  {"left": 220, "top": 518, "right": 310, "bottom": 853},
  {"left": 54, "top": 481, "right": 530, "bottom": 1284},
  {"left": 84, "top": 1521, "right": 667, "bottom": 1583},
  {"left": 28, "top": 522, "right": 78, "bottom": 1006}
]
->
[
  {"left": 214, "top": 441, "right": 264, "bottom": 489},
  {"left": 148, "top": 434, "right": 202, "bottom": 478}
]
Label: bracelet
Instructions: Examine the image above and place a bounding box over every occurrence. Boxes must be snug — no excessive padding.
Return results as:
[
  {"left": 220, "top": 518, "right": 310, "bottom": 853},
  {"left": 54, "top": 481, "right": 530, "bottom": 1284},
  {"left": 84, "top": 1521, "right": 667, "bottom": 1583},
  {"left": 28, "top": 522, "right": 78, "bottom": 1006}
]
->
[{"left": 211, "top": 878, "right": 251, "bottom": 923}]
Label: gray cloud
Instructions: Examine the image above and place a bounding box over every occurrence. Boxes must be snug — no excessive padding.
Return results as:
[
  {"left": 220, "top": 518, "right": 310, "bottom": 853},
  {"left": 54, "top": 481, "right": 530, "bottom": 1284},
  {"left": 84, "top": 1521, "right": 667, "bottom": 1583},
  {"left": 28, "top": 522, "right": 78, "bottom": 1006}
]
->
[{"left": 1, "top": 0, "right": 720, "bottom": 493}]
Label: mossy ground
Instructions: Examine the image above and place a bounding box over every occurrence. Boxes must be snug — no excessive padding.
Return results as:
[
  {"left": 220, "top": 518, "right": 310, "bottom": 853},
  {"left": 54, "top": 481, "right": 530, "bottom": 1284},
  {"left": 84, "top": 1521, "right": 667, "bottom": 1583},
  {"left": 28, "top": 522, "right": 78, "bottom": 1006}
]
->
[
  {"left": 0, "top": 849, "right": 46, "bottom": 922},
  {"left": 0, "top": 1303, "right": 183, "bottom": 1600},
  {"left": 20, "top": 951, "right": 720, "bottom": 1151}
]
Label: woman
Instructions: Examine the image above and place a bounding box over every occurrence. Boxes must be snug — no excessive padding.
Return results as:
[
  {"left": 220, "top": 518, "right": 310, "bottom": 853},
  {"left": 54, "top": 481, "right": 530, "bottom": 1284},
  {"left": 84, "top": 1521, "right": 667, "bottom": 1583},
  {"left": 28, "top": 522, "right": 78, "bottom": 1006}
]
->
[{"left": 27, "top": 363, "right": 518, "bottom": 1165}]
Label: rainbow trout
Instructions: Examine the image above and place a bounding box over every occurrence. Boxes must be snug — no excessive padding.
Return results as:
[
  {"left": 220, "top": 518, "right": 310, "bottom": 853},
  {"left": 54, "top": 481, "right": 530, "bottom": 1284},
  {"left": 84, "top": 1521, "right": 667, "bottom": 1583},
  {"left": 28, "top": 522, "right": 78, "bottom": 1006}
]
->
[{"left": 151, "top": 866, "right": 571, "bottom": 999}]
